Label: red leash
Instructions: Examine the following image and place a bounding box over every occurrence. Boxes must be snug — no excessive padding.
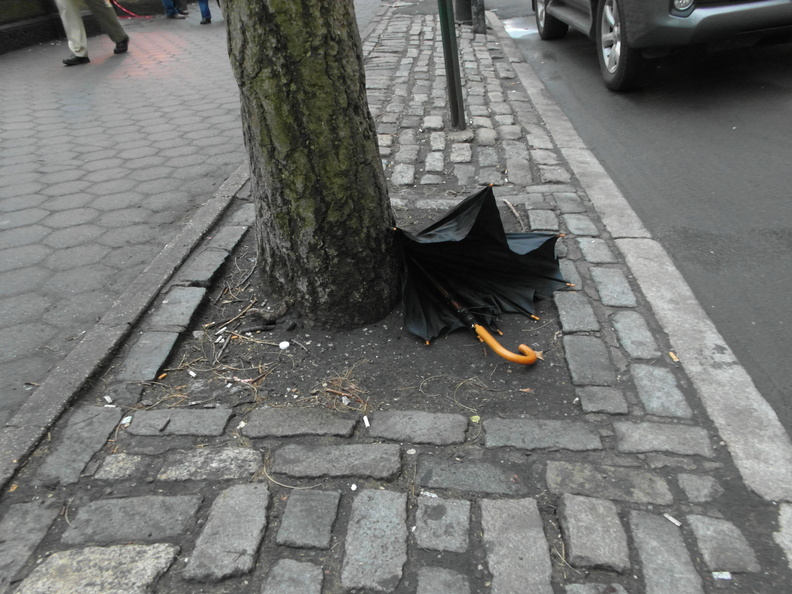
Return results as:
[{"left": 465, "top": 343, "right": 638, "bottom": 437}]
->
[{"left": 111, "top": 0, "right": 151, "bottom": 19}]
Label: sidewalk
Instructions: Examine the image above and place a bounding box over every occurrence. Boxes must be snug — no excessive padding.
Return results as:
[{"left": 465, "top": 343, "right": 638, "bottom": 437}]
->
[{"left": 2, "top": 1, "right": 792, "bottom": 593}]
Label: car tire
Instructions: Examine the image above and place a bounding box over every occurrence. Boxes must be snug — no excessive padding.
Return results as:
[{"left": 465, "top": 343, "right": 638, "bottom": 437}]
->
[
  {"left": 595, "top": 0, "right": 656, "bottom": 91},
  {"left": 535, "top": 0, "right": 568, "bottom": 40}
]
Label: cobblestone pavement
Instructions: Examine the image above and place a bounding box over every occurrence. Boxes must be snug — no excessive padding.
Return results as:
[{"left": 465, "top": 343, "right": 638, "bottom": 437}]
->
[{"left": 2, "top": 2, "right": 792, "bottom": 593}]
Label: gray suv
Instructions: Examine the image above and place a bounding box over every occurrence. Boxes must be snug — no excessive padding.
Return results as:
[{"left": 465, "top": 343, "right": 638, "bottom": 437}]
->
[{"left": 534, "top": 0, "right": 792, "bottom": 90}]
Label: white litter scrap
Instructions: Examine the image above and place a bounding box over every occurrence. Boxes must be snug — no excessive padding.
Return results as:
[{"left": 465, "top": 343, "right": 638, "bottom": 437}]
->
[
  {"left": 121, "top": 415, "right": 133, "bottom": 427},
  {"left": 188, "top": 370, "right": 197, "bottom": 378},
  {"left": 103, "top": 395, "right": 113, "bottom": 403},
  {"left": 363, "top": 416, "right": 370, "bottom": 428},
  {"left": 663, "top": 513, "right": 682, "bottom": 527},
  {"left": 351, "top": 484, "right": 357, "bottom": 491},
  {"left": 279, "top": 341, "right": 290, "bottom": 350},
  {"left": 712, "top": 571, "right": 732, "bottom": 580}
]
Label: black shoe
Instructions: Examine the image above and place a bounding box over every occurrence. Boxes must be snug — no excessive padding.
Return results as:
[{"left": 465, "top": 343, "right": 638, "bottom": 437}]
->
[
  {"left": 200, "top": 18, "right": 211, "bottom": 24},
  {"left": 114, "top": 37, "right": 129, "bottom": 54},
  {"left": 167, "top": 13, "right": 186, "bottom": 19},
  {"left": 63, "top": 54, "right": 90, "bottom": 66},
  {"left": 177, "top": 9, "right": 189, "bottom": 15}
]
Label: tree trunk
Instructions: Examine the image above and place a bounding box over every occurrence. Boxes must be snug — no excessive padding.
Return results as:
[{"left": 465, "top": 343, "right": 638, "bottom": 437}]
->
[{"left": 223, "top": 0, "right": 399, "bottom": 328}]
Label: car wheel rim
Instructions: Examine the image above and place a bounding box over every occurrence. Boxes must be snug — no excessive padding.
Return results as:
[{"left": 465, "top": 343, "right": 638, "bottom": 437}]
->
[
  {"left": 600, "top": 0, "right": 621, "bottom": 74},
  {"left": 537, "top": 0, "right": 547, "bottom": 28}
]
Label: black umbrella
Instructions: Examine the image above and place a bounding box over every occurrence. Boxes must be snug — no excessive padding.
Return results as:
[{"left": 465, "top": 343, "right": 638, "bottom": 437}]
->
[{"left": 394, "top": 186, "right": 567, "bottom": 365}]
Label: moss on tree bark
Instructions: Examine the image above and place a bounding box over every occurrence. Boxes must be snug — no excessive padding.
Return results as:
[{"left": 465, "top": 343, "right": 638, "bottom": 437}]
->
[{"left": 224, "top": 0, "right": 399, "bottom": 328}]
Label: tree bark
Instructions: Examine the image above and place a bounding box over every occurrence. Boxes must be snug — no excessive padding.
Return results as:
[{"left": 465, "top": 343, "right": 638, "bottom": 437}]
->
[{"left": 223, "top": 0, "right": 399, "bottom": 328}]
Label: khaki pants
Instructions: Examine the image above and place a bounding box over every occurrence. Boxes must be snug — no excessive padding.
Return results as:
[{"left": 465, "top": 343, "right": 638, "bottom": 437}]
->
[{"left": 53, "top": 0, "right": 128, "bottom": 58}]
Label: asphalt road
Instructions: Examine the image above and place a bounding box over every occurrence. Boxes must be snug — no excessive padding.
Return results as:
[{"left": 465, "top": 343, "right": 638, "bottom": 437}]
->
[{"left": 489, "top": 0, "right": 792, "bottom": 434}]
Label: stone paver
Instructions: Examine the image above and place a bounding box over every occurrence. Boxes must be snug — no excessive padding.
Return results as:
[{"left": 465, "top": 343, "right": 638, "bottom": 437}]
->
[
  {"left": 484, "top": 418, "right": 602, "bottom": 451},
  {"left": 414, "top": 494, "right": 470, "bottom": 553},
  {"left": 565, "top": 585, "right": 628, "bottom": 594},
  {"left": 590, "top": 267, "right": 637, "bottom": 307},
  {"left": 576, "top": 386, "right": 629, "bottom": 414},
  {"left": 126, "top": 407, "right": 232, "bottom": 436},
  {"left": 677, "top": 473, "right": 724, "bottom": 502},
  {"left": 62, "top": 495, "right": 202, "bottom": 545},
  {"left": 417, "top": 455, "right": 530, "bottom": 495},
  {"left": 560, "top": 494, "right": 630, "bottom": 573},
  {"left": 482, "top": 498, "right": 552, "bottom": 594},
  {"left": 631, "top": 364, "right": 693, "bottom": 418},
  {"left": 416, "top": 567, "right": 471, "bottom": 594},
  {"left": 35, "top": 406, "right": 122, "bottom": 486},
  {"left": 774, "top": 504, "right": 792, "bottom": 572},
  {"left": 272, "top": 444, "right": 401, "bottom": 479},
  {"left": 341, "top": 490, "right": 407, "bottom": 592},
  {"left": 563, "top": 335, "right": 617, "bottom": 386},
  {"left": 547, "top": 461, "right": 674, "bottom": 505},
  {"left": 631, "top": 511, "right": 704, "bottom": 594},
  {"left": 261, "top": 559, "right": 323, "bottom": 594},
  {"left": 94, "top": 453, "right": 151, "bottom": 480},
  {"left": 614, "top": 421, "right": 714, "bottom": 457},
  {"left": 185, "top": 483, "right": 270, "bottom": 581},
  {"left": 145, "top": 286, "right": 206, "bottom": 331},
  {"left": 576, "top": 238, "right": 616, "bottom": 263},
  {"left": 0, "top": 502, "right": 60, "bottom": 587},
  {"left": 687, "top": 514, "right": 760, "bottom": 572},
  {"left": 115, "top": 331, "right": 181, "bottom": 381},
  {"left": 14, "top": 544, "right": 179, "bottom": 594},
  {"left": 555, "top": 291, "right": 600, "bottom": 333},
  {"left": 276, "top": 490, "right": 341, "bottom": 549},
  {"left": 242, "top": 408, "right": 357, "bottom": 438},
  {"left": 611, "top": 310, "right": 661, "bottom": 359},
  {"left": 368, "top": 410, "right": 468, "bottom": 444},
  {"left": 157, "top": 447, "right": 262, "bottom": 481}
]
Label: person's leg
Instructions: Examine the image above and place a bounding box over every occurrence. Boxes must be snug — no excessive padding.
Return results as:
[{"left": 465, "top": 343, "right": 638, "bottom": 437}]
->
[
  {"left": 198, "top": 0, "right": 211, "bottom": 22},
  {"left": 161, "top": 0, "right": 181, "bottom": 17},
  {"left": 53, "top": 0, "right": 89, "bottom": 58},
  {"left": 84, "top": 0, "right": 128, "bottom": 44}
]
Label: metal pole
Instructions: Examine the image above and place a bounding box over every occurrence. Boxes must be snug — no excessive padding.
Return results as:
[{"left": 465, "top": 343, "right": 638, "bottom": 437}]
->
[
  {"left": 472, "top": 0, "right": 486, "bottom": 34},
  {"left": 437, "top": 0, "right": 466, "bottom": 130}
]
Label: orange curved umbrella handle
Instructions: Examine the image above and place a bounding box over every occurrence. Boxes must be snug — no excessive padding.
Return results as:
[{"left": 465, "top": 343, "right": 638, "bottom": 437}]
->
[{"left": 473, "top": 324, "right": 538, "bottom": 365}]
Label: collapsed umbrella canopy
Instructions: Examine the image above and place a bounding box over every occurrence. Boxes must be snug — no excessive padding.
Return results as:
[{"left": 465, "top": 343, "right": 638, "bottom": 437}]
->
[{"left": 394, "top": 186, "right": 567, "bottom": 363}]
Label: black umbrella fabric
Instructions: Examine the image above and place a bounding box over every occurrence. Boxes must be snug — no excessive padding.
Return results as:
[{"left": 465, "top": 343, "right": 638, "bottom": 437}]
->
[{"left": 394, "top": 186, "right": 567, "bottom": 364}]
